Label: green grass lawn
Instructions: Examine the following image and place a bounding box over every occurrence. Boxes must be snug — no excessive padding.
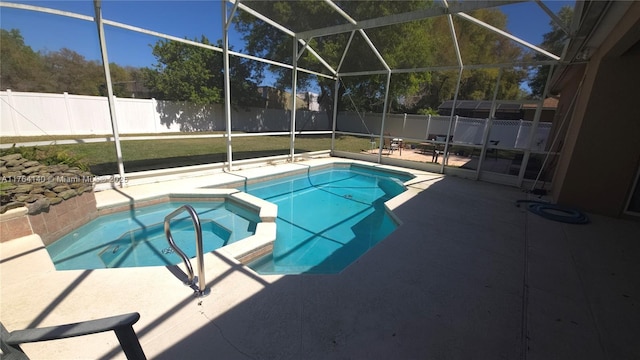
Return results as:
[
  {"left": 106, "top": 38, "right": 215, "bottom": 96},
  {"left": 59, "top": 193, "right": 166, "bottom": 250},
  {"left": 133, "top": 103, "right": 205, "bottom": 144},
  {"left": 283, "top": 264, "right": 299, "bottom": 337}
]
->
[{"left": 1, "top": 134, "right": 372, "bottom": 175}]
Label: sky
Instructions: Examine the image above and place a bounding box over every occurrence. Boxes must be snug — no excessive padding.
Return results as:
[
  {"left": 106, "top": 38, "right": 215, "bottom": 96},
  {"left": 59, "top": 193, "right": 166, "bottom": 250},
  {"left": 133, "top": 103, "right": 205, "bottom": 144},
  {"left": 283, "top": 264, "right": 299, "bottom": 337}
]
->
[{"left": 0, "top": 0, "right": 574, "bottom": 87}]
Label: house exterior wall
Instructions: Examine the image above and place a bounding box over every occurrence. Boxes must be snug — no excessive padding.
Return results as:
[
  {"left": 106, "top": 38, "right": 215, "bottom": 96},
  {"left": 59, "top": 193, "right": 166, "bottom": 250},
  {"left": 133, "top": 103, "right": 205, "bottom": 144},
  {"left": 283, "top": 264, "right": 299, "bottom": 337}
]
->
[
  {"left": 522, "top": 108, "right": 555, "bottom": 122},
  {"left": 552, "top": 2, "right": 640, "bottom": 217}
]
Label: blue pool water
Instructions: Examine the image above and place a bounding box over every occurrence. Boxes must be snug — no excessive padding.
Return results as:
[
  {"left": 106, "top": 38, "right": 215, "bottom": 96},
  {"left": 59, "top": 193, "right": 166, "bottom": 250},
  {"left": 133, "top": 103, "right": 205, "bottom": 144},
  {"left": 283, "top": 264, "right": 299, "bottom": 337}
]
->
[
  {"left": 244, "top": 164, "right": 413, "bottom": 274},
  {"left": 47, "top": 201, "right": 259, "bottom": 270}
]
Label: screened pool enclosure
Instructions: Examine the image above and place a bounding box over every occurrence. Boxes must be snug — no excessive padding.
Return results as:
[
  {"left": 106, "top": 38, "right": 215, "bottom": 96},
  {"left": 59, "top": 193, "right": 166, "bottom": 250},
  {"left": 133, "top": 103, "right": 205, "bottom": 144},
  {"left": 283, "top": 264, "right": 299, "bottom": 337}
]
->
[{"left": 0, "top": 0, "right": 569, "bottom": 188}]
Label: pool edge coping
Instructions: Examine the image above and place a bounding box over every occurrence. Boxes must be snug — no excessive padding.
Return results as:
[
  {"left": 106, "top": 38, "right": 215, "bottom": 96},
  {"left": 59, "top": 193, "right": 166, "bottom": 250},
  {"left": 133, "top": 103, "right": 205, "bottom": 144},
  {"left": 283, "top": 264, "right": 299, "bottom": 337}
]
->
[
  {"left": 90, "top": 158, "right": 437, "bottom": 269},
  {"left": 91, "top": 189, "right": 278, "bottom": 266},
  {"left": 4, "top": 158, "right": 439, "bottom": 273}
]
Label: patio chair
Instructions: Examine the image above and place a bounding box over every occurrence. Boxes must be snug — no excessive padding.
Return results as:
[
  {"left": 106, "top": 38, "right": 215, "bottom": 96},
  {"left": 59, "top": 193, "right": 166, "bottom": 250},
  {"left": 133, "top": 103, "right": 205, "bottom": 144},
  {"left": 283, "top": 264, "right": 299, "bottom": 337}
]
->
[
  {"left": 0, "top": 312, "right": 146, "bottom": 360},
  {"left": 433, "top": 136, "right": 449, "bottom": 163},
  {"left": 382, "top": 134, "right": 400, "bottom": 154},
  {"left": 368, "top": 136, "right": 377, "bottom": 153}
]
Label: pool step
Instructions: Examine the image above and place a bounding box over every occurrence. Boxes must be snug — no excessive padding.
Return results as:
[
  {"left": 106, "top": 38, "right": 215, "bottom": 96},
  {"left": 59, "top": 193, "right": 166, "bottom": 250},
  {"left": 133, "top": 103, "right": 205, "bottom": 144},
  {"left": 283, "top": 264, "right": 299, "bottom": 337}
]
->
[{"left": 97, "top": 219, "right": 232, "bottom": 268}]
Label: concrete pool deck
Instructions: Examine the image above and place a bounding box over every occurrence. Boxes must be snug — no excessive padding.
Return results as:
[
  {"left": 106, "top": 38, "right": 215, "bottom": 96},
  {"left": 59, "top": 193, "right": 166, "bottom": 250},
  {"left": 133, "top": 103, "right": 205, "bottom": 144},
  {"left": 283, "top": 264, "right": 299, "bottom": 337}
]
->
[{"left": 1, "top": 157, "right": 639, "bottom": 359}]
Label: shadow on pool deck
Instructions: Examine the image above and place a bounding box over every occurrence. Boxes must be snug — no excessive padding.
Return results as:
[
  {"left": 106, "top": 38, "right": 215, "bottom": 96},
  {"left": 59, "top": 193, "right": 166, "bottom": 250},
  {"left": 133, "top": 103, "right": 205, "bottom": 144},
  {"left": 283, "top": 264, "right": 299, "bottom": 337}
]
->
[{"left": 147, "top": 175, "right": 640, "bottom": 359}]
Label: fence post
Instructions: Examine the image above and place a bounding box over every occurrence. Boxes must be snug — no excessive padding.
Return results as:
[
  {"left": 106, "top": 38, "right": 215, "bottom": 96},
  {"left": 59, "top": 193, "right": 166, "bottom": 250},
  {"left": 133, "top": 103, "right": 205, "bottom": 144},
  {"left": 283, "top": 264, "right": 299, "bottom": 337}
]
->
[
  {"left": 515, "top": 119, "right": 526, "bottom": 149},
  {"left": 113, "top": 95, "right": 122, "bottom": 133},
  {"left": 63, "top": 92, "right": 74, "bottom": 134},
  {"left": 441, "top": 115, "right": 456, "bottom": 172},
  {"left": 476, "top": 117, "right": 494, "bottom": 180},
  {"left": 402, "top": 113, "right": 407, "bottom": 138},
  {"left": 425, "top": 114, "right": 431, "bottom": 139},
  {"left": 5, "top": 89, "right": 20, "bottom": 136},
  {"left": 151, "top": 98, "right": 159, "bottom": 133}
]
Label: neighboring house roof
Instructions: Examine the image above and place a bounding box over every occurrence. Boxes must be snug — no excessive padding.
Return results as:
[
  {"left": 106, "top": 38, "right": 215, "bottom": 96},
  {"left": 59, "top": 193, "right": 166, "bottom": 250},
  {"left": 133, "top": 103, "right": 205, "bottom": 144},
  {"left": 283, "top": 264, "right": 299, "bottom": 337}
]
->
[
  {"left": 522, "top": 97, "right": 559, "bottom": 109},
  {"left": 437, "top": 98, "right": 558, "bottom": 120}
]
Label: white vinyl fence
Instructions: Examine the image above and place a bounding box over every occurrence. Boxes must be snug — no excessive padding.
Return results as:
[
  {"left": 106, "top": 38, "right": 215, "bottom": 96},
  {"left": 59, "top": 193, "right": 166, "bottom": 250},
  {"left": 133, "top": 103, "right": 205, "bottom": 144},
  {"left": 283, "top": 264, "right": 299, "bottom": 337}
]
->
[
  {"left": 1, "top": 90, "right": 551, "bottom": 151},
  {"left": 336, "top": 112, "right": 551, "bottom": 151},
  {"left": 0, "top": 90, "right": 331, "bottom": 136}
]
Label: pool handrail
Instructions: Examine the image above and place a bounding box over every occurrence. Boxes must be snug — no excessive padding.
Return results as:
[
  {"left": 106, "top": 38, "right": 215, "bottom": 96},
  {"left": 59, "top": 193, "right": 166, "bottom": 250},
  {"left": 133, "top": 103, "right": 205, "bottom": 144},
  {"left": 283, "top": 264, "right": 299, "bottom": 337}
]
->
[{"left": 163, "top": 204, "right": 210, "bottom": 297}]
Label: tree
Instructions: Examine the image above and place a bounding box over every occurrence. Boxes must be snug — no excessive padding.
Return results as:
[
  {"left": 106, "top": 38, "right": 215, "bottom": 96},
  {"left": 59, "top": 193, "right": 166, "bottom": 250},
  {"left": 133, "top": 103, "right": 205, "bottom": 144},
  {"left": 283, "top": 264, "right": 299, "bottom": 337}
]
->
[
  {"left": 117, "top": 66, "right": 151, "bottom": 98},
  {"left": 234, "top": 1, "right": 439, "bottom": 118},
  {"left": 42, "top": 48, "right": 105, "bottom": 95},
  {"left": 234, "top": 2, "right": 528, "bottom": 117},
  {"left": 142, "top": 36, "right": 263, "bottom": 131},
  {"left": 103, "top": 63, "right": 135, "bottom": 98},
  {"left": 0, "top": 29, "right": 49, "bottom": 91},
  {"left": 417, "top": 8, "right": 530, "bottom": 111},
  {"left": 528, "top": 6, "right": 573, "bottom": 98},
  {"left": 1, "top": 29, "right": 139, "bottom": 97},
  {"left": 143, "top": 36, "right": 262, "bottom": 106}
]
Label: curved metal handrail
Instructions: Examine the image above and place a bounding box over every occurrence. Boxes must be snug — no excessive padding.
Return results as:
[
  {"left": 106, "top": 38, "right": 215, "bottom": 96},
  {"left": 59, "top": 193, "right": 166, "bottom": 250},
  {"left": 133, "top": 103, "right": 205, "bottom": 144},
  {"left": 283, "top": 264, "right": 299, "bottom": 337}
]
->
[{"left": 164, "top": 204, "right": 209, "bottom": 297}]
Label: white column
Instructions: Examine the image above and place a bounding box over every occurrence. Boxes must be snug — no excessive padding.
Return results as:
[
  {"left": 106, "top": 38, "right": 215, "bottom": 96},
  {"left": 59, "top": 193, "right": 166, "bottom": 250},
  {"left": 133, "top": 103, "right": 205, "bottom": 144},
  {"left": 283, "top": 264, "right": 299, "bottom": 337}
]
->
[
  {"left": 222, "top": 1, "right": 233, "bottom": 171},
  {"left": 443, "top": 1, "right": 463, "bottom": 173},
  {"left": 330, "top": 78, "right": 340, "bottom": 151},
  {"left": 93, "top": 0, "right": 126, "bottom": 186},
  {"left": 377, "top": 71, "right": 392, "bottom": 163},
  {"left": 290, "top": 37, "right": 298, "bottom": 162},
  {"left": 476, "top": 68, "right": 502, "bottom": 180}
]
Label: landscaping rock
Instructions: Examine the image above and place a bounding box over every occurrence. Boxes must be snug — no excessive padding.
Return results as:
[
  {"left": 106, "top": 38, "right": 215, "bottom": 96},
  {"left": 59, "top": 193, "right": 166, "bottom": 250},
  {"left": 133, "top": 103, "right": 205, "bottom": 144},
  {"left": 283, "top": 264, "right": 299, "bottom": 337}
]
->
[
  {"left": 2, "top": 171, "right": 22, "bottom": 178},
  {"left": 58, "top": 189, "right": 77, "bottom": 200},
  {"left": 30, "top": 187, "right": 45, "bottom": 195},
  {"left": 22, "top": 166, "right": 43, "bottom": 174},
  {"left": 22, "top": 161, "right": 40, "bottom": 168},
  {"left": 0, "top": 153, "right": 23, "bottom": 161},
  {"left": 43, "top": 180, "right": 58, "bottom": 189},
  {"left": 4, "top": 158, "right": 27, "bottom": 167},
  {"left": 50, "top": 164, "right": 70, "bottom": 172},
  {"left": 1, "top": 183, "right": 16, "bottom": 191},
  {"left": 14, "top": 184, "right": 34, "bottom": 193},
  {"left": 53, "top": 185, "right": 70, "bottom": 193},
  {"left": 15, "top": 194, "right": 32, "bottom": 202},
  {"left": 26, "top": 197, "right": 51, "bottom": 215},
  {"left": 0, "top": 153, "right": 94, "bottom": 214}
]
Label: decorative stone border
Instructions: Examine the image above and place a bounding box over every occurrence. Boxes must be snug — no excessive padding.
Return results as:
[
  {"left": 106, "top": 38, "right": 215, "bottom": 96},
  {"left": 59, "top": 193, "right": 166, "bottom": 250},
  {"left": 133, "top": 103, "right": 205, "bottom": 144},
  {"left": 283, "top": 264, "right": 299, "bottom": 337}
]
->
[
  {"left": 0, "top": 153, "right": 100, "bottom": 244},
  {"left": 1, "top": 153, "right": 95, "bottom": 215}
]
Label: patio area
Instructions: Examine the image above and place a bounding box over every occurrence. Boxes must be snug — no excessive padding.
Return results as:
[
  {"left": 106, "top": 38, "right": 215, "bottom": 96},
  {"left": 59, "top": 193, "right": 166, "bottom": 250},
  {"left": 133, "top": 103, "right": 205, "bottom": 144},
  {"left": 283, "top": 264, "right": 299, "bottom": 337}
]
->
[
  {"left": 1, "top": 158, "right": 638, "bottom": 359},
  {"left": 372, "top": 146, "right": 513, "bottom": 171}
]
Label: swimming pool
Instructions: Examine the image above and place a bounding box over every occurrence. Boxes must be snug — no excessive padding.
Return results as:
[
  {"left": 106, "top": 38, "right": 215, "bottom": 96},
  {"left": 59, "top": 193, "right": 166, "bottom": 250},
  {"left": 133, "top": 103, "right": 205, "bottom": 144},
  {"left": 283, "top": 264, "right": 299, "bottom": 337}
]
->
[
  {"left": 243, "top": 164, "right": 413, "bottom": 274},
  {"left": 45, "top": 163, "right": 411, "bottom": 273},
  {"left": 47, "top": 201, "right": 259, "bottom": 270}
]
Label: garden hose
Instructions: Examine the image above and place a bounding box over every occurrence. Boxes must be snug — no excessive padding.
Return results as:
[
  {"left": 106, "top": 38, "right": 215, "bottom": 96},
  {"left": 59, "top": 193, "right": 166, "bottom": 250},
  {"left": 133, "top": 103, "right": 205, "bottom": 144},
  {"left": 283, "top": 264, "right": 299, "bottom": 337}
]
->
[{"left": 516, "top": 200, "right": 589, "bottom": 224}]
